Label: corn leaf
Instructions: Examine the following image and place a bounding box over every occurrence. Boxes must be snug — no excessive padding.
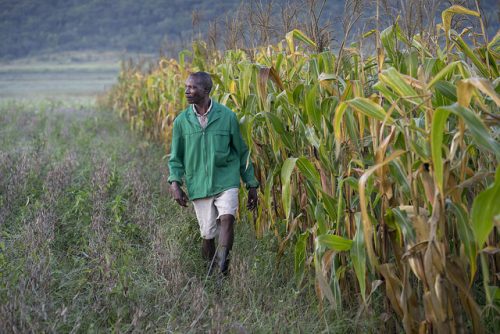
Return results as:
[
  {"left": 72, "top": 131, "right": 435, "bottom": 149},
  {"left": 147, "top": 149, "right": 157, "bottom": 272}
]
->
[
  {"left": 286, "top": 29, "right": 316, "bottom": 52},
  {"left": 296, "top": 157, "right": 321, "bottom": 187},
  {"left": 346, "top": 97, "right": 394, "bottom": 124},
  {"left": 427, "top": 61, "right": 468, "bottom": 89},
  {"left": 281, "top": 158, "right": 298, "bottom": 220},
  {"left": 294, "top": 231, "right": 309, "bottom": 286},
  {"left": 359, "top": 150, "right": 405, "bottom": 268},
  {"left": 351, "top": 213, "right": 367, "bottom": 303},
  {"left": 471, "top": 167, "right": 500, "bottom": 248},
  {"left": 316, "top": 234, "right": 353, "bottom": 252},
  {"left": 457, "top": 78, "right": 500, "bottom": 107},
  {"left": 378, "top": 68, "right": 422, "bottom": 105},
  {"left": 442, "top": 5, "right": 479, "bottom": 38},
  {"left": 447, "top": 200, "right": 478, "bottom": 281},
  {"left": 432, "top": 103, "right": 500, "bottom": 194},
  {"left": 487, "top": 31, "right": 500, "bottom": 60},
  {"left": 451, "top": 31, "right": 493, "bottom": 78}
]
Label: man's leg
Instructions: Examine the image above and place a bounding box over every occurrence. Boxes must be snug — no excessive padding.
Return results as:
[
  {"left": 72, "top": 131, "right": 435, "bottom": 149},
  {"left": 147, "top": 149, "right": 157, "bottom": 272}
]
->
[
  {"left": 213, "top": 188, "right": 239, "bottom": 276},
  {"left": 201, "top": 238, "right": 215, "bottom": 261},
  {"left": 217, "top": 214, "right": 235, "bottom": 275},
  {"left": 192, "top": 197, "right": 218, "bottom": 273}
]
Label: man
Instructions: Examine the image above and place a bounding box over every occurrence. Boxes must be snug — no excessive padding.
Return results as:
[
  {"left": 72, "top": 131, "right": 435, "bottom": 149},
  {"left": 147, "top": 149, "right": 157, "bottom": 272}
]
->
[{"left": 168, "top": 71, "right": 259, "bottom": 276}]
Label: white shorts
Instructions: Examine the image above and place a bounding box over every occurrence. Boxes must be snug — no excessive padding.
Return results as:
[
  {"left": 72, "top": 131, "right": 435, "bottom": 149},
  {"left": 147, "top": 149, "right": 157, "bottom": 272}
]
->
[{"left": 192, "top": 188, "right": 239, "bottom": 239}]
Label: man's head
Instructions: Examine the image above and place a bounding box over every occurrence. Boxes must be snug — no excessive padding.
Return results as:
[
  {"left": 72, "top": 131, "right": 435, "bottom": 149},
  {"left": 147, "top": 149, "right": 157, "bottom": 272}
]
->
[{"left": 185, "top": 72, "right": 213, "bottom": 105}]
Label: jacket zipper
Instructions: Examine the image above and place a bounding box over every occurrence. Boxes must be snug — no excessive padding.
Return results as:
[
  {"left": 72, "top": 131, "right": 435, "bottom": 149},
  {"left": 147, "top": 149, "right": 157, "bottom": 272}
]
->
[{"left": 203, "top": 130, "right": 208, "bottom": 176}]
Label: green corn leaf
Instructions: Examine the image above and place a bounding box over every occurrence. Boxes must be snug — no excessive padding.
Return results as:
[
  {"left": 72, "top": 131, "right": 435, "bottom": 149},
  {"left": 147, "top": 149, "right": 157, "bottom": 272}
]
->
[
  {"left": 450, "top": 105, "right": 500, "bottom": 156},
  {"left": 305, "top": 84, "right": 322, "bottom": 128},
  {"left": 427, "top": 61, "right": 469, "bottom": 89},
  {"left": 378, "top": 68, "right": 422, "bottom": 105},
  {"left": 448, "top": 200, "right": 477, "bottom": 282},
  {"left": 471, "top": 167, "right": 500, "bottom": 248},
  {"left": 389, "top": 161, "right": 412, "bottom": 201},
  {"left": 432, "top": 103, "right": 500, "bottom": 194},
  {"left": 333, "top": 101, "right": 348, "bottom": 158},
  {"left": 431, "top": 107, "right": 449, "bottom": 195},
  {"left": 392, "top": 208, "right": 416, "bottom": 243},
  {"left": 305, "top": 126, "right": 321, "bottom": 149},
  {"left": 315, "top": 203, "right": 328, "bottom": 236},
  {"left": 321, "top": 191, "right": 337, "bottom": 223},
  {"left": 380, "top": 22, "right": 403, "bottom": 67},
  {"left": 281, "top": 158, "right": 298, "bottom": 220},
  {"left": 296, "top": 157, "right": 321, "bottom": 187},
  {"left": 264, "top": 112, "right": 294, "bottom": 150},
  {"left": 294, "top": 231, "right": 309, "bottom": 286},
  {"left": 359, "top": 150, "right": 405, "bottom": 269},
  {"left": 373, "top": 81, "right": 399, "bottom": 103},
  {"left": 433, "top": 80, "right": 458, "bottom": 103},
  {"left": 346, "top": 97, "right": 394, "bottom": 124},
  {"left": 451, "top": 31, "right": 493, "bottom": 78},
  {"left": 316, "top": 234, "right": 353, "bottom": 252},
  {"left": 286, "top": 29, "right": 316, "bottom": 52},
  {"left": 313, "top": 252, "right": 335, "bottom": 306},
  {"left": 487, "top": 31, "right": 500, "bottom": 60},
  {"left": 351, "top": 213, "right": 367, "bottom": 304}
]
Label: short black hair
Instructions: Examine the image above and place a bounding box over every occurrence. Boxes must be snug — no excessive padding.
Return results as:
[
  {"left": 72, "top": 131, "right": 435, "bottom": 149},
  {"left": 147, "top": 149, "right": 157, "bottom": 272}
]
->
[{"left": 189, "top": 72, "right": 213, "bottom": 93}]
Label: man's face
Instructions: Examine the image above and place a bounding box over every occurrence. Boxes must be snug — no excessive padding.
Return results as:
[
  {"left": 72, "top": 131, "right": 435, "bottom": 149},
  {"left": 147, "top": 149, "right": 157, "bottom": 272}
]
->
[{"left": 185, "top": 76, "right": 207, "bottom": 105}]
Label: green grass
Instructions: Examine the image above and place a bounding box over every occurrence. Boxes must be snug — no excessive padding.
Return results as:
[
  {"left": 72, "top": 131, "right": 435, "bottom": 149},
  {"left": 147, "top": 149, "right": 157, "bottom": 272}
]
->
[
  {"left": 0, "top": 57, "right": 120, "bottom": 103},
  {"left": 0, "top": 102, "right": 380, "bottom": 333}
]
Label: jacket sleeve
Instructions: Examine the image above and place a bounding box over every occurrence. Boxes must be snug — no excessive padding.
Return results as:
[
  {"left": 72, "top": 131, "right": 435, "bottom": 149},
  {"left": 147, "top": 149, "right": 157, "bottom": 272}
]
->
[
  {"left": 168, "top": 117, "right": 185, "bottom": 185},
  {"left": 230, "top": 112, "right": 259, "bottom": 189}
]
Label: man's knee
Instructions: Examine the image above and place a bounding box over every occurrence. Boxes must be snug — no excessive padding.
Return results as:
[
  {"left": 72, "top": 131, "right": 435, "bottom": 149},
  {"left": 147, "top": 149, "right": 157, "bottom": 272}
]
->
[
  {"left": 200, "top": 224, "right": 218, "bottom": 239},
  {"left": 219, "top": 214, "right": 235, "bottom": 226}
]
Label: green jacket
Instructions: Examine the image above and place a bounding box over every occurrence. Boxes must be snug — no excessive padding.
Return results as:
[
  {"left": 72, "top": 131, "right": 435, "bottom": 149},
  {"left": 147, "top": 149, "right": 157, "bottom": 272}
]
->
[{"left": 168, "top": 101, "right": 259, "bottom": 200}]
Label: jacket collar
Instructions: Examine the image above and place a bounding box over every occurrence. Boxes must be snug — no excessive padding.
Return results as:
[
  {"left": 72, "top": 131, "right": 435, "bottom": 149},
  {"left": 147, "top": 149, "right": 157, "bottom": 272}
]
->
[{"left": 187, "top": 100, "right": 221, "bottom": 129}]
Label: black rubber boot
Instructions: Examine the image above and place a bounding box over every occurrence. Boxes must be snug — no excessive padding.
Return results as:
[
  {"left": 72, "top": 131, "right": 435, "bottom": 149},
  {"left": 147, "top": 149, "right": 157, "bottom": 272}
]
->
[
  {"left": 217, "top": 214, "right": 234, "bottom": 277},
  {"left": 217, "top": 246, "right": 230, "bottom": 276},
  {"left": 202, "top": 238, "right": 216, "bottom": 274}
]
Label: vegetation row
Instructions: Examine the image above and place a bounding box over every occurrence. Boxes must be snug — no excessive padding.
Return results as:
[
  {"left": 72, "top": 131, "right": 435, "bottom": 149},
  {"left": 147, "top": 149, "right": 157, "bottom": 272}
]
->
[{"left": 106, "top": 5, "right": 500, "bottom": 332}]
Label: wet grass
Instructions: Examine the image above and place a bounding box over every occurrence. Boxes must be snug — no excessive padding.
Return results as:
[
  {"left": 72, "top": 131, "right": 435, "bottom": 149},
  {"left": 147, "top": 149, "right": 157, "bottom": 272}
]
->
[{"left": 0, "top": 102, "right": 380, "bottom": 333}]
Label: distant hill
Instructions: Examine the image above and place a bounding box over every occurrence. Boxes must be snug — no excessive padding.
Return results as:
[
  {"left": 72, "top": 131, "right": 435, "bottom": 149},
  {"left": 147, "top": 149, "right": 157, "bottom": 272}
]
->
[
  {"left": 1, "top": 0, "right": 498, "bottom": 60},
  {"left": 0, "top": 0, "right": 244, "bottom": 59}
]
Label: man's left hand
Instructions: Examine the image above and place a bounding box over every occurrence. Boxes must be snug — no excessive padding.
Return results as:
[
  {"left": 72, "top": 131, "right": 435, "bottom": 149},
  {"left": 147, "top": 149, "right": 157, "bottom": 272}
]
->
[{"left": 247, "top": 187, "right": 258, "bottom": 210}]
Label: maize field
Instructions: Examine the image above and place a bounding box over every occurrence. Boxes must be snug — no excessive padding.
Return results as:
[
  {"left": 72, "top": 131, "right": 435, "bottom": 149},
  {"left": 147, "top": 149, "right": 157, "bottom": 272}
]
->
[{"left": 108, "top": 5, "right": 499, "bottom": 332}]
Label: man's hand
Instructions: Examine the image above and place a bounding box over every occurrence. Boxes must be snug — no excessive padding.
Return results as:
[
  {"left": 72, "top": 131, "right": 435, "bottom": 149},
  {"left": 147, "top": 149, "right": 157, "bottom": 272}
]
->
[
  {"left": 170, "top": 182, "right": 188, "bottom": 207},
  {"left": 247, "top": 187, "right": 258, "bottom": 210}
]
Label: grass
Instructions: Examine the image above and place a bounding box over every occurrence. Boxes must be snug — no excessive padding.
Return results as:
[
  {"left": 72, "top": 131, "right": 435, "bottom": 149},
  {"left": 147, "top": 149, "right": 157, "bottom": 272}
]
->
[
  {"left": 0, "top": 101, "right": 380, "bottom": 333},
  {"left": 0, "top": 55, "right": 121, "bottom": 103}
]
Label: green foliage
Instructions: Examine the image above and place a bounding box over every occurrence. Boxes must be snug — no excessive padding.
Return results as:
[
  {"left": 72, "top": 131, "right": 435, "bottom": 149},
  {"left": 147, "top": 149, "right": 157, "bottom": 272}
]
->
[{"left": 105, "top": 1, "right": 500, "bottom": 330}]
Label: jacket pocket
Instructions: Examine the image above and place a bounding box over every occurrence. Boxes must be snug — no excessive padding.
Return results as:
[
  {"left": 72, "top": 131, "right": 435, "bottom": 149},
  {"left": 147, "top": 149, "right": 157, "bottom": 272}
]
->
[
  {"left": 213, "top": 132, "right": 230, "bottom": 167},
  {"left": 214, "top": 132, "right": 230, "bottom": 153}
]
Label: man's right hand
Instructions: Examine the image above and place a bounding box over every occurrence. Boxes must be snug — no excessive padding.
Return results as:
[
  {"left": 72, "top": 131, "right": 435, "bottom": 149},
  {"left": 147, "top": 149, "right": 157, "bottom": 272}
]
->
[{"left": 170, "top": 182, "right": 188, "bottom": 207}]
